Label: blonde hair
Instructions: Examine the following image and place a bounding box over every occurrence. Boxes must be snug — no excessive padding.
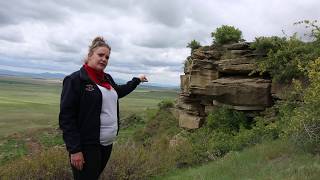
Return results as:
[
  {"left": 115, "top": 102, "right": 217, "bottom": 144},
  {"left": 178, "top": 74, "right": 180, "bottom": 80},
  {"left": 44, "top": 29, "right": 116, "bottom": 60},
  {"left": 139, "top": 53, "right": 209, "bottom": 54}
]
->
[{"left": 84, "top": 36, "right": 111, "bottom": 63}]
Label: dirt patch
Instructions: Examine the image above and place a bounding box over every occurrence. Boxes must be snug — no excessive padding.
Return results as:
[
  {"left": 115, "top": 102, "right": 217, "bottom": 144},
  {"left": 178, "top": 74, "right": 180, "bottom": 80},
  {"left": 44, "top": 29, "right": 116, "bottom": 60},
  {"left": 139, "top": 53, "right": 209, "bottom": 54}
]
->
[{"left": 25, "top": 138, "right": 42, "bottom": 155}]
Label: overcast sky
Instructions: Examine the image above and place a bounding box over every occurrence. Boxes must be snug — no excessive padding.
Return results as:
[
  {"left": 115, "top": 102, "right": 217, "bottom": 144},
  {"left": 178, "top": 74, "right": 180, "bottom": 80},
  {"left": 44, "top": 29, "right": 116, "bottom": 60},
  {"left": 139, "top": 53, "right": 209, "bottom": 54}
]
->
[{"left": 0, "top": 0, "right": 319, "bottom": 86}]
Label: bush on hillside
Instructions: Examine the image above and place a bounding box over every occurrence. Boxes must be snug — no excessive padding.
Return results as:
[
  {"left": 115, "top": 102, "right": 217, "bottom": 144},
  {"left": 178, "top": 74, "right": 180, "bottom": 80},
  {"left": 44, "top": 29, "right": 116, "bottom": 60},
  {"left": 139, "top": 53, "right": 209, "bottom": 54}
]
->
[
  {"left": 133, "top": 99, "right": 178, "bottom": 145},
  {"left": 211, "top": 25, "right": 243, "bottom": 45},
  {"left": 283, "top": 58, "right": 320, "bottom": 153},
  {"left": 120, "top": 114, "right": 144, "bottom": 129},
  {"left": 178, "top": 107, "right": 281, "bottom": 164},
  {"left": 250, "top": 36, "right": 286, "bottom": 55},
  {"left": 206, "top": 106, "right": 249, "bottom": 134},
  {"left": 158, "top": 99, "right": 174, "bottom": 110},
  {"left": 102, "top": 139, "right": 178, "bottom": 180},
  {"left": 251, "top": 20, "right": 320, "bottom": 83},
  {"left": 187, "top": 39, "right": 201, "bottom": 52}
]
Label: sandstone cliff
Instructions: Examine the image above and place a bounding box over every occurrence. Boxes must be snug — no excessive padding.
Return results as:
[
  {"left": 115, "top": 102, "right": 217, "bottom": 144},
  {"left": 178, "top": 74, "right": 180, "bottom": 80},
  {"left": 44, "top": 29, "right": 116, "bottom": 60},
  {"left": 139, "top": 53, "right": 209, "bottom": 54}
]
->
[{"left": 175, "top": 42, "right": 275, "bottom": 129}]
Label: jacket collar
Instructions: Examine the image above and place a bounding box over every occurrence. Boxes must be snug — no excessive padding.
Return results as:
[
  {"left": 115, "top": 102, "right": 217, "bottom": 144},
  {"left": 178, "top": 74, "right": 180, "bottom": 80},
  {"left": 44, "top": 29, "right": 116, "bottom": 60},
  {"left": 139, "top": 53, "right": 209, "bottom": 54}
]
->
[
  {"left": 79, "top": 66, "right": 112, "bottom": 85},
  {"left": 79, "top": 66, "right": 91, "bottom": 82}
]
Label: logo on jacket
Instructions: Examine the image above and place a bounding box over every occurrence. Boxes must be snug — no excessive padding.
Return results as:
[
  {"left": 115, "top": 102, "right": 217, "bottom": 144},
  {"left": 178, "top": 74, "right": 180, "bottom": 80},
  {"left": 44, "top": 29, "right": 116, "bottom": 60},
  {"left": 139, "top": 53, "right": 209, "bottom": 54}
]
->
[{"left": 85, "top": 84, "right": 95, "bottom": 91}]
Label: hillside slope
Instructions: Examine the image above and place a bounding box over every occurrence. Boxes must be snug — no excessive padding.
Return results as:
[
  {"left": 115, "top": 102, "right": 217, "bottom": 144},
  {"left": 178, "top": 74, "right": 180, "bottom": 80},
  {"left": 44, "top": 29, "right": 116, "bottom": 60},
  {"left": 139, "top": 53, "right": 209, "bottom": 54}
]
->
[{"left": 156, "top": 140, "right": 320, "bottom": 180}]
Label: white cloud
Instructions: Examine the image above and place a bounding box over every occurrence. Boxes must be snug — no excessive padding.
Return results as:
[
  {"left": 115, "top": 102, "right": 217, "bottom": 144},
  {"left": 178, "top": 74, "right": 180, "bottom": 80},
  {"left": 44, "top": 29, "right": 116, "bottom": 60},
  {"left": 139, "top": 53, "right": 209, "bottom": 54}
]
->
[{"left": 0, "top": 0, "right": 319, "bottom": 86}]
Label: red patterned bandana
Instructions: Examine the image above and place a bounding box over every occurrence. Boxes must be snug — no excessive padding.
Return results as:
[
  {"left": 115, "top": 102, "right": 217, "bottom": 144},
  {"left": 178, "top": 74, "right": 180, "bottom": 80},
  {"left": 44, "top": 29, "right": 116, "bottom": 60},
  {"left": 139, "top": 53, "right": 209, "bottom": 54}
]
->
[{"left": 83, "top": 64, "right": 111, "bottom": 90}]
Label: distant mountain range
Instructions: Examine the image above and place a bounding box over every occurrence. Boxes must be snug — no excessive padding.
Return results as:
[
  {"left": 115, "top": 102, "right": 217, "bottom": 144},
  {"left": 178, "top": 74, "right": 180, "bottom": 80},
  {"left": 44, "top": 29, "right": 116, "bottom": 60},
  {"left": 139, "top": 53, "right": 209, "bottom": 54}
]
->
[
  {"left": 0, "top": 69, "right": 179, "bottom": 89},
  {"left": 0, "top": 69, "right": 66, "bottom": 79}
]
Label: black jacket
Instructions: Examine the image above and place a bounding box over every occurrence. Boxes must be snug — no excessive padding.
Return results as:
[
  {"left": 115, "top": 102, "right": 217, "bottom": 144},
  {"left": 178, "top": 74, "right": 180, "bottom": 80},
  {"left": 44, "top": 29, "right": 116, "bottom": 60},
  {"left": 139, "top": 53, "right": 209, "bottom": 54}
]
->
[{"left": 59, "top": 67, "right": 141, "bottom": 154}]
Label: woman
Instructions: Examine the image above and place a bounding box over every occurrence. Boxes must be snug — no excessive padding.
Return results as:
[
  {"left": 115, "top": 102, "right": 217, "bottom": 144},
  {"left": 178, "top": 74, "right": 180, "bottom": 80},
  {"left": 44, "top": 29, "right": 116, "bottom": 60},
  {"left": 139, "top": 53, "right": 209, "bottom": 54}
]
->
[{"left": 59, "top": 36, "right": 147, "bottom": 179}]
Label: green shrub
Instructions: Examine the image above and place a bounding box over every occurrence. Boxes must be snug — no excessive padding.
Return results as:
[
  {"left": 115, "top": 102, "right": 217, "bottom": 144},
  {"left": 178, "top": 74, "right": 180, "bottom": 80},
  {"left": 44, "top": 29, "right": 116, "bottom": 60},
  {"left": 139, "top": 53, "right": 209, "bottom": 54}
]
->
[
  {"left": 133, "top": 103, "right": 179, "bottom": 145},
  {"left": 158, "top": 99, "right": 174, "bottom": 110},
  {"left": 180, "top": 107, "right": 283, "bottom": 164},
  {"left": 283, "top": 58, "right": 320, "bottom": 153},
  {"left": 0, "top": 147, "right": 71, "bottom": 179},
  {"left": 211, "top": 25, "right": 242, "bottom": 45},
  {"left": 186, "top": 40, "right": 201, "bottom": 52},
  {"left": 231, "top": 120, "right": 280, "bottom": 151},
  {"left": 102, "top": 138, "right": 179, "bottom": 180},
  {"left": 206, "top": 106, "right": 249, "bottom": 134},
  {"left": 250, "top": 36, "right": 286, "bottom": 55},
  {"left": 121, "top": 114, "right": 144, "bottom": 129},
  {"left": 251, "top": 20, "right": 320, "bottom": 83}
]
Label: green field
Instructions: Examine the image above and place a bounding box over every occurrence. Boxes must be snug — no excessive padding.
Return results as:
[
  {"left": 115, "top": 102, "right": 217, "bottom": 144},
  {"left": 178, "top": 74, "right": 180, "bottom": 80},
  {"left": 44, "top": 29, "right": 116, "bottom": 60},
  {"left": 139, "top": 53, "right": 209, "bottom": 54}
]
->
[
  {"left": 0, "top": 77, "right": 62, "bottom": 137},
  {"left": 0, "top": 76, "right": 178, "bottom": 165},
  {"left": 0, "top": 76, "right": 178, "bottom": 137}
]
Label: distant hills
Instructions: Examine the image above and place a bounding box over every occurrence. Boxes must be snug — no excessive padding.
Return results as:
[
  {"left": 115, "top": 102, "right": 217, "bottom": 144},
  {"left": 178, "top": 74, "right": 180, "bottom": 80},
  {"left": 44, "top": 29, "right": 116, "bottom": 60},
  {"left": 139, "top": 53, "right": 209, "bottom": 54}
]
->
[
  {"left": 0, "top": 69, "right": 179, "bottom": 89},
  {"left": 0, "top": 69, "right": 66, "bottom": 79}
]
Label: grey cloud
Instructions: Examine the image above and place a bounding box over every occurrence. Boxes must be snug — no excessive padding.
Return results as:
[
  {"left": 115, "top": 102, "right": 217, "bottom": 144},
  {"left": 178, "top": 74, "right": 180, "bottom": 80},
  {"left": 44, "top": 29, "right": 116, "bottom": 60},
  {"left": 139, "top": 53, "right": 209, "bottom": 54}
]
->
[
  {"left": 138, "top": 0, "right": 187, "bottom": 27},
  {"left": 1, "top": 0, "right": 320, "bottom": 86},
  {"left": 0, "top": 0, "right": 70, "bottom": 27},
  {"left": 48, "top": 40, "right": 82, "bottom": 54},
  {"left": 141, "top": 58, "right": 181, "bottom": 67},
  {"left": 133, "top": 26, "right": 192, "bottom": 49},
  {"left": 0, "top": 56, "right": 80, "bottom": 73},
  {"left": 0, "top": 28, "right": 24, "bottom": 43}
]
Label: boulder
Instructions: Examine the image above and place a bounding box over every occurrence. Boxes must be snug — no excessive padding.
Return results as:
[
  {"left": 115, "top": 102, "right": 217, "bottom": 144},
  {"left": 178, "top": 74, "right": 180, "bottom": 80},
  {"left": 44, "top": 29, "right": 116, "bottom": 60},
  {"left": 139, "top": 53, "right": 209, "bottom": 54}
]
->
[
  {"left": 176, "top": 95, "right": 204, "bottom": 115},
  {"left": 189, "top": 69, "right": 219, "bottom": 90},
  {"left": 183, "top": 59, "right": 219, "bottom": 94},
  {"left": 178, "top": 110, "right": 203, "bottom": 129},
  {"left": 204, "top": 105, "right": 217, "bottom": 115},
  {"left": 230, "top": 50, "right": 252, "bottom": 55},
  {"left": 222, "top": 42, "right": 250, "bottom": 50},
  {"left": 214, "top": 57, "right": 257, "bottom": 74},
  {"left": 180, "top": 75, "right": 190, "bottom": 94},
  {"left": 184, "top": 56, "right": 192, "bottom": 74},
  {"left": 192, "top": 59, "right": 216, "bottom": 70},
  {"left": 191, "top": 48, "right": 221, "bottom": 60},
  {"left": 212, "top": 100, "right": 266, "bottom": 111},
  {"left": 206, "top": 77, "right": 272, "bottom": 107},
  {"left": 221, "top": 50, "right": 254, "bottom": 59},
  {"left": 176, "top": 42, "right": 274, "bottom": 129}
]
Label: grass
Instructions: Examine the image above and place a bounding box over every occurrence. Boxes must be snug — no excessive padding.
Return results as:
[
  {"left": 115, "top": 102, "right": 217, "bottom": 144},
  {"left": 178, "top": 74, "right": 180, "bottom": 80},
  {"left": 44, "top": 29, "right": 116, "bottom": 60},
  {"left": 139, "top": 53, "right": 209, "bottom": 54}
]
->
[
  {"left": 0, "top": 139, "right": 27, "bottom": 165},
  {"left": 0, "top": 76, "right": 177, "bottom": 137},
  {"left": 119, "top": 89, "right": 177, "bottom": 117},
  {"left": 0, "top": 76, "right": 177, "bottom": 165},
  {"left": 0, "top": 77, "right": 61, "bottom": 137},
  {"left": 155, "top": 140, "right": 320, "bottom": 180},
  {"left": 1, "top": 77, "right": 320, "bottom": 179}
]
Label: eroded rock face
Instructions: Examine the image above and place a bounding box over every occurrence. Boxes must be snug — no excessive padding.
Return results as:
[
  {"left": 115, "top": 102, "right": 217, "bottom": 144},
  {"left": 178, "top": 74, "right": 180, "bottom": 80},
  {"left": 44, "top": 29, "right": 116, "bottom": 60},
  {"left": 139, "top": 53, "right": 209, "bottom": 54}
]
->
[
  {"left": 206, "top": 77, "right": 272, "bottom": 107},
  {"left": 214, "top": 57, "right": 257, "bottom": 74},
  {"left": 176, "top": 42, "right": 273, "bottom": 129},
  {"left": 178, "top": 110, "right": 203, "bottom": 129}
]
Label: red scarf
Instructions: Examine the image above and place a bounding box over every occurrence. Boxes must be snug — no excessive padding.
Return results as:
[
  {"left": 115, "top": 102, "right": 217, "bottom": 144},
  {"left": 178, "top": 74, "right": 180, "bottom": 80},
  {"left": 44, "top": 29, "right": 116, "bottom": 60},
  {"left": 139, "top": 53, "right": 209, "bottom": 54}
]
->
[{"left": 83, "top": 64, "right": 111, "bottom": 90}]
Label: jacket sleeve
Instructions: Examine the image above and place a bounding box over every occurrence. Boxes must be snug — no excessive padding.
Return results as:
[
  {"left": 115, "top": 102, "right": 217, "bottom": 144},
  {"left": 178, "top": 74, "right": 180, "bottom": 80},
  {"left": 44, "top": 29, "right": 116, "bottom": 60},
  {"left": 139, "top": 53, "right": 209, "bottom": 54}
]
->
[
  {"left": 59, "top": 76, "right": 82, "bottom": 154},
  {"left": 107, "top": 75, "right": 141, "bottom": 98}
]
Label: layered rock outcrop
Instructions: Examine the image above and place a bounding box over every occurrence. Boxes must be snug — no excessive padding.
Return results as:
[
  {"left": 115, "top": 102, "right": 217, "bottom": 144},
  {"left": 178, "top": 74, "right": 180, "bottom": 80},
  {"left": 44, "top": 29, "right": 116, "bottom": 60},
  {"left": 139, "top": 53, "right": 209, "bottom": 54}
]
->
[{"left": 175, "top": 43, "right": 273, "bottom": 129}]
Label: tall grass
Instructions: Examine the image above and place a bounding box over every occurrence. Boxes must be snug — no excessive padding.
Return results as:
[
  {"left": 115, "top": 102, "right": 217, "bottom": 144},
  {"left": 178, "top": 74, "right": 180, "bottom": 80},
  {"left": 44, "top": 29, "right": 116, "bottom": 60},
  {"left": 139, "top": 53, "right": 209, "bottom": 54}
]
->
[{"left": 0, "top": 146, "right": 72, "bottom": 179}]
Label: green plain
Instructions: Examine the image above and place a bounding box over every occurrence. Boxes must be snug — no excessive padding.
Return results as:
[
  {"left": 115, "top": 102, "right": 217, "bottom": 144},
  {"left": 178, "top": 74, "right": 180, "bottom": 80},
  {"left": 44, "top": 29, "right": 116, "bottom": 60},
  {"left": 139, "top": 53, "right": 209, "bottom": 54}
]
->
[
  {"left": 0, "top": 76, "right": 177, "bottom": 165},
  {"left": 0, "top": 76, "right": 177, "bottom": 137}
]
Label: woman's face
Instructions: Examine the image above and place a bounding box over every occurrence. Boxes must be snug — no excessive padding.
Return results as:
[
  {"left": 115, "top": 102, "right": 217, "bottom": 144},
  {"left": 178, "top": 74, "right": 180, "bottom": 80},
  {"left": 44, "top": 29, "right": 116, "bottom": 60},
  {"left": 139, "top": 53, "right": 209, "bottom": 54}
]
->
[{"left": 87, "top": 46, "right": 110, "bottom": 71}]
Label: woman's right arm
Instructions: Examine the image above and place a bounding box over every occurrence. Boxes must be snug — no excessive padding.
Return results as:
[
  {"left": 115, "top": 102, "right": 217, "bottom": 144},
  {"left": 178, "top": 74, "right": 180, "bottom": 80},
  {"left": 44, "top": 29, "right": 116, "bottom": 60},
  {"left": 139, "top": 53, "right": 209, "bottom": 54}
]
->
[{"left": 59, "top": 76, "right": 82, "bottom": 154}]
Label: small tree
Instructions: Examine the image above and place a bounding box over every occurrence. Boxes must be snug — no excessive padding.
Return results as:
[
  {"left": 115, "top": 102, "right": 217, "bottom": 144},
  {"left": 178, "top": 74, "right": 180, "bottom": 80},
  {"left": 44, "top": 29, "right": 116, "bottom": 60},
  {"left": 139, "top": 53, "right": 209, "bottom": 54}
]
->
[
  {"left": 211, "top": 25, "right": 242, "bottom": 45},
  {"left": 186, "top": 40, "right": 201, "bottom": 52}
]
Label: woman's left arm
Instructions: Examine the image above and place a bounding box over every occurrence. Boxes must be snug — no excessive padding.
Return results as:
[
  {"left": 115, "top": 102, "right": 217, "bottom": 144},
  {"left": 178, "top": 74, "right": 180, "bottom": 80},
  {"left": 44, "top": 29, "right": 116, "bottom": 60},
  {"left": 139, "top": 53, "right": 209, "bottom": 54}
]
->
[{"left": 107, "top": 74, "right": 147, "bottom": 98}]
